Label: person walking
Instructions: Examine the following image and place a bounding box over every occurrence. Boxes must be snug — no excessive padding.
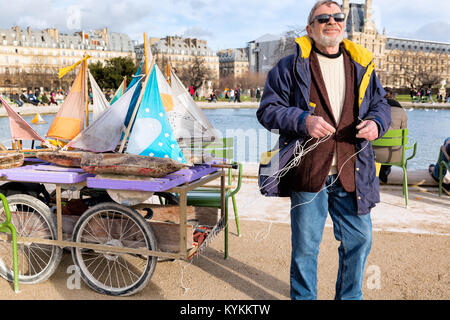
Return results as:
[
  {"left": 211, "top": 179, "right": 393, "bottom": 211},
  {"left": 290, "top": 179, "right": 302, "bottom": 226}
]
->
[
  {"left": 235, "top": 86, "right": 241, "bottom": 103},
  {"left": 229, "top": 88, "right": 235, "bottom": 102},
  {"left": 250, "top": 88, "right": 256, "bottom": 103},
  {"left": 256, "top": 87, "right": 261, "bottom": 103},
  {"left": 373, "top": 87, "right": 408, "bottom": 183},
  {"left": 257, "top": 0, "right": 390, "bottom": 300}
]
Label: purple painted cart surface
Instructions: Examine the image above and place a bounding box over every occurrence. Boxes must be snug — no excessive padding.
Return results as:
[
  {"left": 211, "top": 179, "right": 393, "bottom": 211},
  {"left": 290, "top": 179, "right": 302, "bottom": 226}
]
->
[
  {"left": 0, "top": 164, "right": 92, "bottom": 184},
  {"left": 0, "top": 163, "right": 218, "bottom": 192},
  {"left": 86, "top": 163, "right": 218, "bottom": 192}
]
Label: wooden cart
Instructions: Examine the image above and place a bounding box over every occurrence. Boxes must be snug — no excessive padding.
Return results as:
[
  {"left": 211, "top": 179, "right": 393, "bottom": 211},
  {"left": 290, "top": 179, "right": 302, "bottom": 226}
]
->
[{"left": 0, "top": 161, "right": 227, "bottom": 296}]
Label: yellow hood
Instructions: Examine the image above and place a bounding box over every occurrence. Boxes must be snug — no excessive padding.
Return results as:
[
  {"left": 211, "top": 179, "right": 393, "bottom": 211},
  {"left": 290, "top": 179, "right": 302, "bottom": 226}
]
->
[{"left": 295, "top": 36, "right": 373, "bottom": 68}]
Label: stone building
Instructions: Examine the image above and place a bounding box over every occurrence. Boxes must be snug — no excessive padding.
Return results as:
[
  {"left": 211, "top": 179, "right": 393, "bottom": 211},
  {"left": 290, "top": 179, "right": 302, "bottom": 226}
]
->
[
  {"left": 343, "top": 0, "right": 450, "bottom": 90},
  {"left": 0, "top": 26, "right": 135, "bottom": 92},
  {"left": 217, "top": 48, "right": 249, "bottom": 78},
  {"left": 247, "top": 34, "right": 287, "bottom": 74},
  {"left": 247, "top": 0, "right": 450, "bottom": 92},
  {"left": 136, "top": 36, "right": 219, "bottom": 81}
]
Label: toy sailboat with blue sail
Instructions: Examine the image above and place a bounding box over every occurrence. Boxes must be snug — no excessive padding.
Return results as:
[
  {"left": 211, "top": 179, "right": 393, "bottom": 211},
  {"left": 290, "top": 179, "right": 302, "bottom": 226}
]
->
[{"left": 125, "top": 64, "right": 186, "bottom": 164}]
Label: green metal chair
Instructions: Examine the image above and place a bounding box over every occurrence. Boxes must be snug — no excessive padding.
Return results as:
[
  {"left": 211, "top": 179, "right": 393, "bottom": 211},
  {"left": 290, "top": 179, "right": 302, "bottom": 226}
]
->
[
  {"left": 186, "top": 137, "right": 243, "bottom": 259},
  {"left": 371, "top": 128, "right": 417, "bottom": 207},
  {"left": 438, "top": 149, "right": 450, "bottom": 197},
  {"left": 0, "top": 193, "right": 19, "bottom": 293}
]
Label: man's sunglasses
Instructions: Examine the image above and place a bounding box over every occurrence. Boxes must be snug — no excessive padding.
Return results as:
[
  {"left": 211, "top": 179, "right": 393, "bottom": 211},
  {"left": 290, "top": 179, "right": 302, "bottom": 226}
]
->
[{"left": 310, "top": 13, "right": 346, "bottom": 24}]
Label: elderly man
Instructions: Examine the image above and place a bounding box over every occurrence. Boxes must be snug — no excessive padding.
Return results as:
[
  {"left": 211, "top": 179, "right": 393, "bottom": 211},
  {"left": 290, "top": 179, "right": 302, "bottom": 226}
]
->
[{"left": 257, "top": 0, "right": 390, "bottom": 300}]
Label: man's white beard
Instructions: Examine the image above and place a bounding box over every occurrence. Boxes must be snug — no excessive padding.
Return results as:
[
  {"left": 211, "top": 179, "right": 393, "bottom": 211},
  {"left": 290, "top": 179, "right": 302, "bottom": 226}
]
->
[{"left": 315, "top": 32, "right": 344, "bottom": 47}]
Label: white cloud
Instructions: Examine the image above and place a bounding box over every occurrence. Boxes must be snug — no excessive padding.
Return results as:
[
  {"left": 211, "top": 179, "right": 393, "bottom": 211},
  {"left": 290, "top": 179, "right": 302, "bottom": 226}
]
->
[{"left": 0, "top": 0, "right": 448, "bottom": 50}]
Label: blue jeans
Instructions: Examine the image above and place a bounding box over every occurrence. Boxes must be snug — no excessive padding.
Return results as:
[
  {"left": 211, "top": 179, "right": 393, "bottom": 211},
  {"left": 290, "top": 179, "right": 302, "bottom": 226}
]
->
[{"left": 290, "top": 175, "right": 372, "bottom": 300}]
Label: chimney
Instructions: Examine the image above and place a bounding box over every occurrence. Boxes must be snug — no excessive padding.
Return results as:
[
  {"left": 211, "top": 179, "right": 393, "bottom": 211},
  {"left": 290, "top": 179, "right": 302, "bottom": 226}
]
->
[
  {"left": 365, "top": 0, "right": 373, "bottom": 22},
  {"left": 13, "top": 26, "right": 20, "bottom": 38},
  {"left": 342, "top": 0, "right": 350, "bottom": 18}
]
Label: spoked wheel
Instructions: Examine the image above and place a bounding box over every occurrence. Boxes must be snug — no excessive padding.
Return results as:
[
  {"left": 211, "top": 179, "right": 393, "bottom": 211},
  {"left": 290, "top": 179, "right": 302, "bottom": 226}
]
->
[
  {"left": 71, "top": 202, "right": 158, "bottom": 296},
  {"left": 0, "top": 194, "right": 62, "bottom": 284}
]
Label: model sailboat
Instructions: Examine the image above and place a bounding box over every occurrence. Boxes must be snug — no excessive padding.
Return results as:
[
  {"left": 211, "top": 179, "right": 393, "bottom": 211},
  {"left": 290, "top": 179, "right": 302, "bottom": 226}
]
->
[
  {"left": 168, "top": 67, "right": 218, "bottom": 144},
  {"left": 0, "top": 95, "right": 51, "bottom": 158},
  {"left": 46, "top": 55, "right": 89, "bottom": 146},
  {"left": 88, "top": 70, "right": 110, "bottom": 121}
]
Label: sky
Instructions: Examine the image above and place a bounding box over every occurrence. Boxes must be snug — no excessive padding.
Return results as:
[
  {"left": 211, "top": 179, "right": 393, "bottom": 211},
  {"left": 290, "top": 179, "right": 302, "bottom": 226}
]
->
[{"left": 0, "top": 0, "right": 449, "bottom": 50}]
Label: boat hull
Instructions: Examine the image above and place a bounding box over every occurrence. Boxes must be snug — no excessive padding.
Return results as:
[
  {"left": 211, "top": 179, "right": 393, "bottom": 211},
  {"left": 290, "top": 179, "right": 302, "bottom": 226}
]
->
[
  {"left": 0, "top": 153, "right": 24, "bottom": 169},
  {"left": 36, "top": 151, "right": 85, "bottom": 167},
  {"left": 80, "top": 153, "right": 186, "bottom": 178}
]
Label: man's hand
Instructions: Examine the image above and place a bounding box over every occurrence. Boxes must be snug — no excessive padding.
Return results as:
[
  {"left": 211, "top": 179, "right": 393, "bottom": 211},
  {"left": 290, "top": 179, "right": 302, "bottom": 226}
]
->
[
  {"left": 305, "top": 115, "right": 335, "bottom": 138},
  {"left": 356, "top": 120, "right": 379, "bottom": 141}
]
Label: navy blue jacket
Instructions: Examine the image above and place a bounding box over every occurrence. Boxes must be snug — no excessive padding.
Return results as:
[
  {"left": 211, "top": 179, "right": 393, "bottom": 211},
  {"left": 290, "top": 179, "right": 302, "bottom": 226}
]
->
[{"left": 257, "top": 36, "right": 391, "bottom": 214}]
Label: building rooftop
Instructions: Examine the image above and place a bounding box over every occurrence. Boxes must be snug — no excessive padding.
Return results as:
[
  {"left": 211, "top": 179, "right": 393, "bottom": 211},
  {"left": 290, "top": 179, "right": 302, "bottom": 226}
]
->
[{"left": 0, "top": 26, "right": 134, "bottom": 52}]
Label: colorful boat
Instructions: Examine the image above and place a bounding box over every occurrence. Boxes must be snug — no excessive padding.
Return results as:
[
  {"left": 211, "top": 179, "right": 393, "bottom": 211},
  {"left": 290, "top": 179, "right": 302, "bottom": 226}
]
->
[{"left": 79, "top": 153, "right": 186, "bottom": 178}]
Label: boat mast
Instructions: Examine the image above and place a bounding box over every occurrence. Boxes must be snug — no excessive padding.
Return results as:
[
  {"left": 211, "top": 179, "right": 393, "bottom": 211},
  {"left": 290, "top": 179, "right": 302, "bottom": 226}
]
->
[
  {"left": 144, "top": 33, "right": 149, "bottom": 76},
  {"left": 118, "top": 33, "right": 156, "bottom": 153},
  {"left": 84, "top": 53, "right": 89, "bottom": 127},
  {"left": 118, "top": 56, "right": 155, "bottom": 153},
  {"left": 166, "top": 63, "right": 170, "bottom": 85}
]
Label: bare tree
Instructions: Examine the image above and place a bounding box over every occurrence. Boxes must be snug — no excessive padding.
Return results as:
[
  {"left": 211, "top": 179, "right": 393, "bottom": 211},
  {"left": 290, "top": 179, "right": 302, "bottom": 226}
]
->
[
  {"left": 235, "top": 71, "right": 267, "bottom": 90},
  {"left": 178, "top": 56, "right": 214, "bottom": 92},
  {"left": 397, "top": 50, "right": 443, "bottom": 91}
]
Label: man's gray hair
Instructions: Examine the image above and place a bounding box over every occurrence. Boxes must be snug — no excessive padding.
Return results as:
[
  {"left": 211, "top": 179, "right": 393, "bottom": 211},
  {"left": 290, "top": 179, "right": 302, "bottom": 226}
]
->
[{"left": 307, "top": 0, "right": 342, "bottom": 25}]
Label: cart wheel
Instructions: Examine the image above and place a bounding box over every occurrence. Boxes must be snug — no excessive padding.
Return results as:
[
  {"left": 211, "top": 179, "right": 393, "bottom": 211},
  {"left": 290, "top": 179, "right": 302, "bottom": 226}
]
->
[
  {"left": 71, "top": 202, "right": 158, "bottom": 296},
  {"left": 0, "top": 194, "right": 62, "bottom": 284}
]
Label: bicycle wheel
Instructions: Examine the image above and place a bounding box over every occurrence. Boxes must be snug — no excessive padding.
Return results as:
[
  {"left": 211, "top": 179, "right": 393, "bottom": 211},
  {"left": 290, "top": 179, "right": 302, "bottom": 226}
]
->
[
  {"left": 71, "top": 202, "right": 158, "bottom": 296},
  {"left": 0, "top": 194, "right": 62, "bottom": 284}
]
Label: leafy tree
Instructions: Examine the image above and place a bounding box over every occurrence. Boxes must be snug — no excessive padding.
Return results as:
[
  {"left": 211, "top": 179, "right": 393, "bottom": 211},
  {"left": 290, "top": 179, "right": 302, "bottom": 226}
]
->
[{"left": 89, "top": 56, "right": 137, "bottom": 90}]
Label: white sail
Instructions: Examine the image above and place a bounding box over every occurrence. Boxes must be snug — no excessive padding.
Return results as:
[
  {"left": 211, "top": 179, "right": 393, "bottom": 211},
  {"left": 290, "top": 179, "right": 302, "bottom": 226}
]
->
[
  {"left": 169, "top": 69, "right": 218, "bottom": 143},
  {"left": 88, "top": 70, "right": 110, "bottom": 121},
  {"left": 66, "top": 80, "right": 140, "bottom": 152}
]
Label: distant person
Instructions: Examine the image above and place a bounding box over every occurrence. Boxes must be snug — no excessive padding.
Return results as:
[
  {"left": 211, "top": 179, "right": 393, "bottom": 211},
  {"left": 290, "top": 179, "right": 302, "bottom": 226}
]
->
[
  {"left": 428, "top": 138, "right": 450, "bottom": 195},
  {"left": 235, "top": 86, "right": 241, "bottom": 103},
  {"left": 189, "top": 85, "right": 194, "bottom": 97},
  {"left": 49, "top": 94, "right": 58, "bottom": 105},
  {"left": 427, "top": 88, "right": 434, "bottom": 103},
  {"left": 55, "top": 91, "right": 64, "bottom": 104},
  {"left": 250, "top": 88, "right": 256, "bottom": 102},
  {"left": 10, "top": 91, "right": 23, "bottom": 107},
  {"left": 373, "top": 87, "right": 408, "bottom": 183},
  {"left": 40, "top": 92, "right": 50, "bottom": 105},
  {"left": 20, "top": 90, "right": 30, "bottom": 104},
  {"left": 105, "top": 90, "right": 111, "bottom": 102},
  {"left": 34, "top": 88, "right": 40, "bottom": 98},
  {"left": 27, "top": 89, "right": 40, "bottom": 106},
  {"left": 229, "top": 88, "right": 235, "bottom": 102},
  {"left": 255, "top": 87, "right": 261, "bottom": 103}
]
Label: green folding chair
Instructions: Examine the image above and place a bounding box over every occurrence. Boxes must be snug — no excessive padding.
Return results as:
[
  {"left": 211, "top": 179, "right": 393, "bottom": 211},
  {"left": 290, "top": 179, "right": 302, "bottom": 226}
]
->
[
  {"left": 438, "top": 149, "right": 450, "bottom": 197},
  {"left": 186, "top": 137, "right": 243, "bottom": 259},
  {"left": 0, "top": 193, "right": 19, "bottom": 293},
  {"left": 371, "top": 128, "right": 417, "bottom": 207}
]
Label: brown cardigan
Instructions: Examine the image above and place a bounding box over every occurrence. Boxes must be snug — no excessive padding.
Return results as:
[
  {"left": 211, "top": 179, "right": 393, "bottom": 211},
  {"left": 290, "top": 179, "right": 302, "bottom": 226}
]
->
[{"left": 291, "top": 48, "right": 359, "bottom": 193}]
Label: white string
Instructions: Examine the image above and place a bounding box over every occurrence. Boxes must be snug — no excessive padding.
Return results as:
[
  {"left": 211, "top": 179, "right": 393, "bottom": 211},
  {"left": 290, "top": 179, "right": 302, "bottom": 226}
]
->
[
  {"left": 259, "top": 135, "right": 332, "bottom": 193},
  {"left": 289, "top": 140, "right": 370, "bottom": 211}
]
